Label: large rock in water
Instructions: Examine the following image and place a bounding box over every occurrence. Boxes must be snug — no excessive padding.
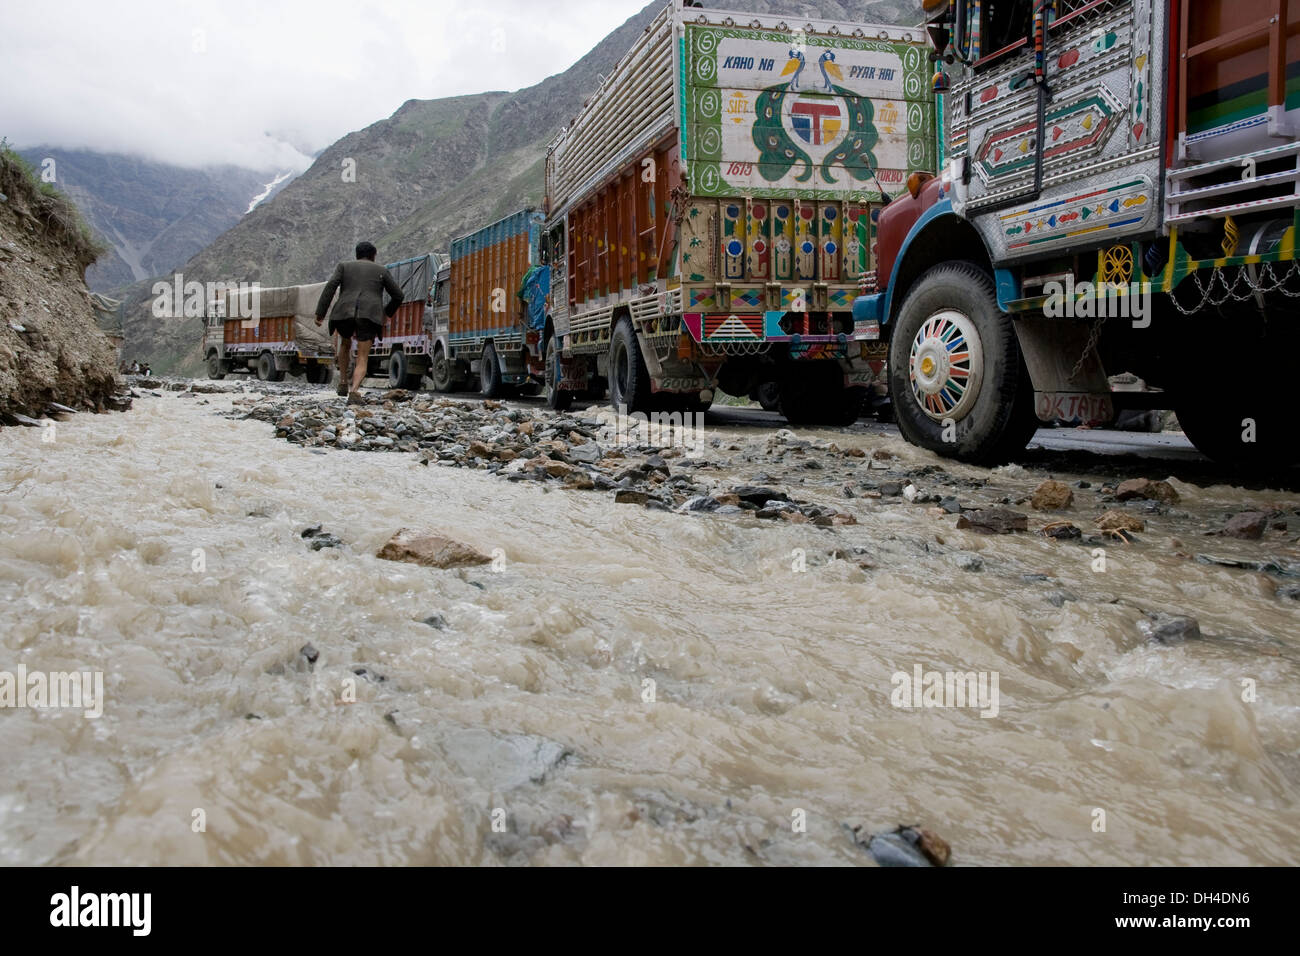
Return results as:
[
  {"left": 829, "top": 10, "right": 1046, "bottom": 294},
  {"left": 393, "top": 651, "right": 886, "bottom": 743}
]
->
[
  {"left": 376, "top": 529, "right": 492, "bottom": 569},
  {"left": 0, "top": 153, "right": 120, "bottom": 416}
]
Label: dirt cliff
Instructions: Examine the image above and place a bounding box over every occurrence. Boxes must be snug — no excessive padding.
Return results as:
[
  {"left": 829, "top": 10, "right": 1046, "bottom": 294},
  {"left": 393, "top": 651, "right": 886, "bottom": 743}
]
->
[{"left": 0, "top": 149, "right": 121, "bottom": 418}]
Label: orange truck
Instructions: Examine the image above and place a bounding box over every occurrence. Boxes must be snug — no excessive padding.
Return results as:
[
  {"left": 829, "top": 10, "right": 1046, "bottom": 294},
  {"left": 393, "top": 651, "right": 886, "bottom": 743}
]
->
[{"left": 424, "top": 209, "right": 548, "bottom": 396}]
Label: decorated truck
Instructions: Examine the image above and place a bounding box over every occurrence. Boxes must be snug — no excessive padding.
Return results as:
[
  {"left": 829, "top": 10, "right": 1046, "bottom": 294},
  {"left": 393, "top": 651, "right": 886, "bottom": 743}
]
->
[
  {"left": 360, "top": 253, "right": 443, "bottom": 389},
  {"left": 541, "top": 2, "right": 937, "bottom": 421},
  {"left": 855, "top": 0, "right": 1300, "bottom": 465},
  {"left": 426, "top": 209, "right": 549, "bottom": 397},
  {"left": 203, "top": 284, "right": 334, "bottom": 382}
]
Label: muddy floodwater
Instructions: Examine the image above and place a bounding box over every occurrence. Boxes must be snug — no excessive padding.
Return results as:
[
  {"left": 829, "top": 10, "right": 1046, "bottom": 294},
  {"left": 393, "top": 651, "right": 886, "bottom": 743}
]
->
[{"left": 2, "top": 385, "right": 1298, "bottom": 865}]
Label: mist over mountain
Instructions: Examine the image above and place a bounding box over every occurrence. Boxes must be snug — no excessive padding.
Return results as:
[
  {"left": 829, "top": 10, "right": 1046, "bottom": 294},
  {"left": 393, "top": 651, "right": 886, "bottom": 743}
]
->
[{"left": 16, "top": 147, "right": 295, "bottom": 292}]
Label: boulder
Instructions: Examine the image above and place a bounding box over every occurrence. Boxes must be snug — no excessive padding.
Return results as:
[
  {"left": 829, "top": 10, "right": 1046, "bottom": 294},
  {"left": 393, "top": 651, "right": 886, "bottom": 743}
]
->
[
  {"left": 1031, "top": 479, "right": 1073, "bottom": 511},
  {"left": 376, "top": 529, "right": 492, "bottom": 569},
  {"left": 1115, "top": 478, "right": 1179, "bottom": 504}
]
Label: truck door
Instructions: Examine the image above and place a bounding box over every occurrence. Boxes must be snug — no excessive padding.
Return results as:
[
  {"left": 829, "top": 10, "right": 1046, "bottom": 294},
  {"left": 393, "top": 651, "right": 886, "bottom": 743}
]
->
[{"left": 953, "top": 0, "right": 1043, "bottom": 211}]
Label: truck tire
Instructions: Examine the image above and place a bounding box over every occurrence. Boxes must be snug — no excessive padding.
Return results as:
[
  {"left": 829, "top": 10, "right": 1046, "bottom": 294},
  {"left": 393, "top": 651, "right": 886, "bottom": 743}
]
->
[
  {"left": 543, "top": 335, "right": 573, "bottom": 411},
  {"left": 609, "top": 317, "right": 650, "bottom": 413},
  {"left": 755, "top": 381, "right": 780, "bottom": 411},
  {"left": 256, "top": 351, "right": 283, "bottom": 382},
  {"left": 888, "top": 262, "right": 1038, "bottom": 464},
  {"left": 431, "top": 346, "right": 454, "bottom": 392},
  {"left": 388, "top": 349, "right": 422, "bottom": 390},
  {"left": 206, "top": 351, "right": 225, "bottom": 380},
  {"left": 479, "top": 342, "right": 503, "bottom": 398},
  {"left": 776, "top": 363, "right": 859, "bottom": 425},
  {"left": 1176, "top": 393, "right": 1297, "bottom": 467}
]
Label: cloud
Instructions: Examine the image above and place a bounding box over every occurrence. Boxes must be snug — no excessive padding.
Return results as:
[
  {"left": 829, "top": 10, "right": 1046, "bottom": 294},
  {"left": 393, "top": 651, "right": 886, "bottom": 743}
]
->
[{"left": 2, "top": 0, "right": 648, "bottom": 171}]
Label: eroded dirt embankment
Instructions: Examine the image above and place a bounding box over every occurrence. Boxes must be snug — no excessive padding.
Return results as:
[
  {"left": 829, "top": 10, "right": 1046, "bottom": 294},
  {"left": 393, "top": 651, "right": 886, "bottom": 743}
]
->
[{"left": 0, "top": 153, "right": 121, "bottom": 419}]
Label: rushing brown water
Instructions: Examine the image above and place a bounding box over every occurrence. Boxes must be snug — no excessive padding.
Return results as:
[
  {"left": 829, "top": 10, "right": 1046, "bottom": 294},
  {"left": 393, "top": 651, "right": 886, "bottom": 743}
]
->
[{"left": 2, "top": 389, "right": 1297, "bottom": 865}]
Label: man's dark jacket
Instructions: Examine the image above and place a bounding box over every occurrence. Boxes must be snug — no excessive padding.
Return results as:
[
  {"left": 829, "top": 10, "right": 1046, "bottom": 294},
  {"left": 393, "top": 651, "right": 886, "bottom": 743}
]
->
[{"left": 316, "top": 259, "right": 404, "bottom": 328}]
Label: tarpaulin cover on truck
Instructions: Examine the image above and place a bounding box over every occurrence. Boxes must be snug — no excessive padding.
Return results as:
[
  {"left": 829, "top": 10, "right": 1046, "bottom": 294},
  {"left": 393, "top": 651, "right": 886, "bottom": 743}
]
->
[
  {"left": 222, "top": 284, "right": 334, "bottom": 353},
  {"left": 517, "top": 265, "right": 549, "bottom": 333}
]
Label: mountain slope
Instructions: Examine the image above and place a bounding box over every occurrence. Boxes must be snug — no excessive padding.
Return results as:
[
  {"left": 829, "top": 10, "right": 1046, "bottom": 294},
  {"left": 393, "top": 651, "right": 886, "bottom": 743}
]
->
[
  {"left": 16, "top": 148, "right": 293, "bottom": 291},
  {"left": 123, "top": 1, "right": 921, "bottom": 372}
]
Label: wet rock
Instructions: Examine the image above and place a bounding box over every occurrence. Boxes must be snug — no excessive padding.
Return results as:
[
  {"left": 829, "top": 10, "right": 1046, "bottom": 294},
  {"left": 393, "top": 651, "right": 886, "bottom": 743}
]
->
[
  {"left": 898, "top": 825, "right": 951, "bottom": 866},
  {"left": 681, "top": 495, "right": 721, "bottom": 512},
  {"left": 614, "top": 490, "right": 650, "bottom": 506},
  {"left": 1031, "top": 479, "right": 1073, "bottom": 511},
  {"left": 866, "top": 831, "right": 933, "bottom": 867},
  {"left": 376, "top": 529, "right": 493, "bottom": 569},
  {"left": 569, "top": 442, "right": 602, "bottom": 464},
  {"left": 421, "top": 613, "right": 448, "bottom": 629},
  {"left": 879, "top": 481, "right": 904, "bottom": 497},
  {"left": 1045, "top": 589, "right": 1078, "bottom": 608},
  {"left": 1115, "top": 478, "right": 1179, "bottom": 504},
  {"left": 1219, "top": 511, "right": 1268, "bottom": 540},
  {"left": 1040, "top": 521, "right": 1082, "bottom": 540},
  {"left": 300, "top": 643, "right": 319, "bottom": 666},
  {"left": 952, "top": 552, "right": 984, "bottom": 572},
  {"left": 732, "top": 485, "right": 790, "bottom": 505},
  {"left": 956, "top": 508, "right": 1028, "bottom": 534},
  {"left": 309, "top": 534, "right": 342, "bottom": 551},
  {"left": 443, "top": 729, "right": 570, "bottom": 790},
  {"left": 301, "top": 525, "right": 323, "bottom": 538},
  {"left": 939, "top": 496, "right": 963, "bottom": 514},
  {"left": 1139, "top": 612, "right": 1201, "bottom": 645},
  {"left": 1096, "top": 510, "right": 1145, "bottom": 533}
]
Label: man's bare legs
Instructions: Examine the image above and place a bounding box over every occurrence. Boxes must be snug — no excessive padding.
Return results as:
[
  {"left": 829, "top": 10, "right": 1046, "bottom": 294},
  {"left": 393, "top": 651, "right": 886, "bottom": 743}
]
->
[
  {"left": 352, "top": 339, "right": 372, "bottom": 394},
  {"left": 334, "top": 334, "right": 352, "bottom": 395}
]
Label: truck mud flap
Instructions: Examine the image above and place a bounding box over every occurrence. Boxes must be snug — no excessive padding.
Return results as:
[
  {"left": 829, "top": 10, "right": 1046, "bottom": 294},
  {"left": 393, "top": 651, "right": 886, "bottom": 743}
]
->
[{"left": 1012, "top": 315, "right": 1112, "bottom": 423}]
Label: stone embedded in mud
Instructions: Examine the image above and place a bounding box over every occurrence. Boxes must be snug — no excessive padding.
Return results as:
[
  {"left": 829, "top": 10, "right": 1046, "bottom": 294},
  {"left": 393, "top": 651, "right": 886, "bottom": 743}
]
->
[
  {"left": 614, "top": 489, "right": 650, "bottom": 505},
  {"left": 376, "top": 528, "right": 493, "bottom": 569},
  {"left": 1220, "top": 511, "right": 1268, "bottom": 540},
  {"left": 1096, "top": 510, "right": 1145, "bottom": 533},
  {"left": 956, "top": 508, "right": 1028, "bottom": 534},
  {"left": 309, "top": 534, "right": 342, "bottom": 551},
  {"left": 1139, "top": 612, "right": 1201, "bottom": 645},
  {"left": 1040, "top": 521, "right": 1082, "bottom": 540},
  {"left": 898, "top": 825, "right": 951, "bottom": 867},
  {"left": 1115, "top": 478, "right": 1179, "bottom": 504},
  {"left": 569, "top": 442, "right": 602, "bottom": 464},
  {"left": 732, "top": 485, "right": 790, "bottom": 505},
  {"left": 1031, "top": 479, "right": 1074, "bottom": 511},
  {"left": 866, "top": 831, "right": 933, "bottom": 867}
]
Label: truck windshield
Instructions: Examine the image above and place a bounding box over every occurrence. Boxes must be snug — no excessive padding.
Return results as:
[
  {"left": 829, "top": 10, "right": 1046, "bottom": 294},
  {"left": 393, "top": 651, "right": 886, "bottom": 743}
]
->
[{"left": 980, "top": 0, "right": 1032, "bottom": 60}]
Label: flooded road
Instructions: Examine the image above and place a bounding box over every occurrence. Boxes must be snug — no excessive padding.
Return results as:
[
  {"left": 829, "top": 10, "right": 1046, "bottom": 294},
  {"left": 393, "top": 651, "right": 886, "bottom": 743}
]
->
[{"left": 2, "top": 384, "right": 1298, "bottom": 865}]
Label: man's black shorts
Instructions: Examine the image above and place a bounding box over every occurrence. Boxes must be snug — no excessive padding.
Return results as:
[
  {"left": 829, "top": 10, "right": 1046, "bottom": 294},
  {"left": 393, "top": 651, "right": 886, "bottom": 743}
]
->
[{"left": 329, "top": 317, "right": 382, "bottom": 341}]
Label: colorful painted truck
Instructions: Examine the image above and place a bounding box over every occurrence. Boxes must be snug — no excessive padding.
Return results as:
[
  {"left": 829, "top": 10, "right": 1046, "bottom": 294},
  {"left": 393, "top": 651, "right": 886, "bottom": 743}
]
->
[
  {"left": 541, "top": 3, "right": 937, "bottom": 421},
  {"left": 855, "top": 0, "right": 1300, "bottom": 465},
  {"left": 426, "top": 209, "right": 548, "bottom": 397},
  {"left": 203, "top": 283, "right": 334, "bottom": 382},
  {"left": 360, "top": 253, "right": 443, "bottom": 389}
]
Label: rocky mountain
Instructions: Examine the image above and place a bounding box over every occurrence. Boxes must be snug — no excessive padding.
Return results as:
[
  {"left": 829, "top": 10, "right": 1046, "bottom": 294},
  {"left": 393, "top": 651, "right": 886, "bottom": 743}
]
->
[
  {"left": 16, "top": 147, "right": 294, "bottom": 291},
  {"left": 121, "top": 1, "right": 923, "bottom": 372}
]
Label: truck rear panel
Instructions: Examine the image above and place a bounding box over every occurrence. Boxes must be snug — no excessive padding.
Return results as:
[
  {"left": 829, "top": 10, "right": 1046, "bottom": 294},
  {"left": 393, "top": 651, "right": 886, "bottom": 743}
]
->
[
  {"left": 448, "top": 209, "right": 545, "bottom": 356},
  {"left": 547, "top": 5, "right": 934, "bottom": 356}
]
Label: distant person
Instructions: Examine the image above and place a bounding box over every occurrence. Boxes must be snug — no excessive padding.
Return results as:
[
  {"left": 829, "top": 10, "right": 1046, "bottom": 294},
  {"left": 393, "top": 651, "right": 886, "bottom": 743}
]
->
[
  {"left": 130, "top": 361, "right": 140, "bottom": 374},
  {"left": 315, "top": 241, "right": 404, "bottom": 403}
]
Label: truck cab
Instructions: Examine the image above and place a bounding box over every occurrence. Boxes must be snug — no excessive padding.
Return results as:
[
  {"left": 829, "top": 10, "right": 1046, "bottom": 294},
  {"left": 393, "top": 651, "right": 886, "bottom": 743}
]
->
[{"left": 858, "top": 0, "right": 1300, "bottom": 466}]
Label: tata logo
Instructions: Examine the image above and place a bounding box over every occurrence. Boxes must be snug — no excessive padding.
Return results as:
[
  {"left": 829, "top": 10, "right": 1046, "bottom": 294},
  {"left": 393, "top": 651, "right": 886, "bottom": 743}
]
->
[{"left": 788, "top": 99, "right": 843, "bottom": 146}]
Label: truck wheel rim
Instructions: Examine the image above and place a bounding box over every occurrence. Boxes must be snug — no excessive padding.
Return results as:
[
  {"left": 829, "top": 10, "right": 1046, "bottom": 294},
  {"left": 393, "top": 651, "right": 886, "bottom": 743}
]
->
[{"left": 908, "top": 310, "right": 982, "bottom": 422}]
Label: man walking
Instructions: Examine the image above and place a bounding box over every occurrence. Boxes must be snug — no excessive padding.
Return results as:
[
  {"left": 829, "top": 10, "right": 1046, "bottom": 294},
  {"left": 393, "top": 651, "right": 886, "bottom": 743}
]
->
[{"left": 315, "top": 241, "right": 404, "bottom": 402}]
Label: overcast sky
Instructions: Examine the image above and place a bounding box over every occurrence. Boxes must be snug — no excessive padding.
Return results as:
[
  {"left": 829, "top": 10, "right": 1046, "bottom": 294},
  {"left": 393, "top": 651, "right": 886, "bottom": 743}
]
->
[{"left": 3, "top": 0, "right": 650, "bottom": 172}]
